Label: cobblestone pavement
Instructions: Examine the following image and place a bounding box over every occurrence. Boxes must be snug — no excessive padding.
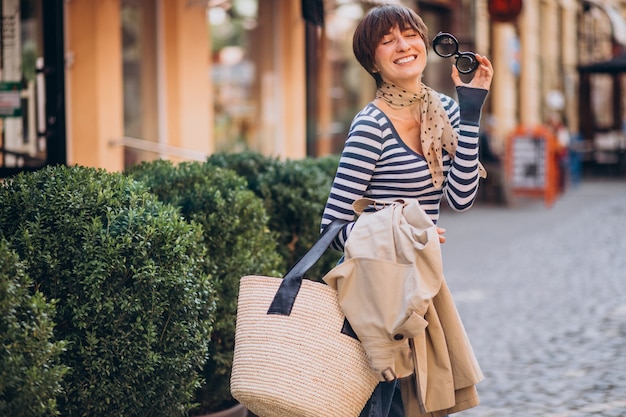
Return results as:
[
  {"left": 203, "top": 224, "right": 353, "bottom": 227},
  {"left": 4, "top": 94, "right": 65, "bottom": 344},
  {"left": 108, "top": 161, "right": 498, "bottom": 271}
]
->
[{"left": 439, "top": 179, "right": 626, "bottom": 417}]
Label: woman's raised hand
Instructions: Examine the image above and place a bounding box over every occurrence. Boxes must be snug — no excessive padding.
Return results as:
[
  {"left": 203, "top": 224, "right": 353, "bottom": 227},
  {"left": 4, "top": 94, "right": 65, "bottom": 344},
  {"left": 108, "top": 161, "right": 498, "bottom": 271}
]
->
[{"left": 451, "top": 54, "right": 493, "bottom": 91}]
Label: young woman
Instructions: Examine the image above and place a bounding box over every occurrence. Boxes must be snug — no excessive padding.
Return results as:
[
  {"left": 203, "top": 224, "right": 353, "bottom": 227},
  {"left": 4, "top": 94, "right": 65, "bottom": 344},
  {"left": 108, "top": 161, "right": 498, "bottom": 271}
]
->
[{"left": 320, "top": 4, "right": 493, "bottom": 417}]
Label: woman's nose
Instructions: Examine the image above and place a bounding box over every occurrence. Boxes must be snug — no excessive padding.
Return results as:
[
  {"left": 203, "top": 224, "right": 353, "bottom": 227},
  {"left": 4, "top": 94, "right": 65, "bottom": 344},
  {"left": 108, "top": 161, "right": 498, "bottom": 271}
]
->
[{"left": 396, "top": 36, "right": 409, "bottom": 50}]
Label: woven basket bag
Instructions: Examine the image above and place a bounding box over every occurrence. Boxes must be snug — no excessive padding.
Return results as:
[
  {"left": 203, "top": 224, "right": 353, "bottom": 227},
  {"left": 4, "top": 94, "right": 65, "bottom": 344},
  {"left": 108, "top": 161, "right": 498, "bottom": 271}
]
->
[{"left": 230, "top": 220, "right": 378, "bottom": 417}]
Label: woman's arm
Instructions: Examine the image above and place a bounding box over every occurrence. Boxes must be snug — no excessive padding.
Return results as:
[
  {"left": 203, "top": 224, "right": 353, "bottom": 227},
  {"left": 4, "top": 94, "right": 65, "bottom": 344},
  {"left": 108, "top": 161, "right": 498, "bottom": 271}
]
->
[
  {"left": 443, "top": 87, "right": 488, "bottom": 211},
  {"left": 444, "top": 53, "right": 493, "bottom": 210}
]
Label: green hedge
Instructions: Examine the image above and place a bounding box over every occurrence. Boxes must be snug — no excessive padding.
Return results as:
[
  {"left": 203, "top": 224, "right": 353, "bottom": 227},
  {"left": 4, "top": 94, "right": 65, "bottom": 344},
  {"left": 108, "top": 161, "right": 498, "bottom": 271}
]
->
[
  {"left": 0, "top": 239, "right": 67, "bottom": 417},
  {"left": 126, "top": 159, "right": 281, "bottom": 413},
  {"left": 0, "top": 152, "right": 343, "bottom": 415},
  {"left": 206, "top": 152, "right": 342, "bottom": 280},
  {"left": 0, "top": 165, "right": 215, "bottom": 417}
]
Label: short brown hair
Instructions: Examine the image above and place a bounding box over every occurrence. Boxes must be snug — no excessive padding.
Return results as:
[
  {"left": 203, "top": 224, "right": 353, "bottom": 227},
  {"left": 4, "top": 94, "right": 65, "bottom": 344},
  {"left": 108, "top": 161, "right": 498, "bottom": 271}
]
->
[{"left": 352, "top": 4, "right": 429, "bottom": 87}]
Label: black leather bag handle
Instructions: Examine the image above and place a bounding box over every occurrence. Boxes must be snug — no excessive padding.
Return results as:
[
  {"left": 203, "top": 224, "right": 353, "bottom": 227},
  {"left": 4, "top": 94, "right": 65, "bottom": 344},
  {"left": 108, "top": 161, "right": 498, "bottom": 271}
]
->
[{"left": 267, "top": 219, "right": 348, "bottom": 316}]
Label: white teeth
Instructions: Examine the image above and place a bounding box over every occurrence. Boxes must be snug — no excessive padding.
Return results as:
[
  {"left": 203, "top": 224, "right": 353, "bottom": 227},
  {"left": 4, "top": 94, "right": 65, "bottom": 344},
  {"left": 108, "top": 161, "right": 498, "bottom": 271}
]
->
[{"left": 395, "top": 56, "right": 416, "bottom": 64}]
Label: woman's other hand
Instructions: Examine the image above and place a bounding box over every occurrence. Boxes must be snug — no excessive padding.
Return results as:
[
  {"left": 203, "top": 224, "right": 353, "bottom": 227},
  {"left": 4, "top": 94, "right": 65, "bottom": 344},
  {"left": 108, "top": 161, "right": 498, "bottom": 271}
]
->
[
  {"left": 437, "top": 227, "right": 446, "bottom": 244},
  {"left": 451, "top": 54, "right": 493, "bottom": 91}
]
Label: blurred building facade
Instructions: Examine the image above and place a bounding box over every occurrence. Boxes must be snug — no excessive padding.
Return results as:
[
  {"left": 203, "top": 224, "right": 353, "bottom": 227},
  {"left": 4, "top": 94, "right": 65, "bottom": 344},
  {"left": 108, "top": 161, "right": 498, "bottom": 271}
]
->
[{"left": 1, "top": 0, "right": 625, "bottom": 177}]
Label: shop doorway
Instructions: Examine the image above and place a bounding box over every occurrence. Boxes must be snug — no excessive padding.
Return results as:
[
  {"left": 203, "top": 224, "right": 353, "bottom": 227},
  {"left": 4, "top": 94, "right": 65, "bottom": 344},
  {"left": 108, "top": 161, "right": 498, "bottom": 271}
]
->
[{"left": 0, "top": 0, "right": 65, "bottom": 178}]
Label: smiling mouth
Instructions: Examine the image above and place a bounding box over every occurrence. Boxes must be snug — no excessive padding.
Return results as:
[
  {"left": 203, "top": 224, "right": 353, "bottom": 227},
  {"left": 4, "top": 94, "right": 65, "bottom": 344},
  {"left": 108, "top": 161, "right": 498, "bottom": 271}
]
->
[{"left": 394, "top": 55, "right": 417, "bottom": 64}]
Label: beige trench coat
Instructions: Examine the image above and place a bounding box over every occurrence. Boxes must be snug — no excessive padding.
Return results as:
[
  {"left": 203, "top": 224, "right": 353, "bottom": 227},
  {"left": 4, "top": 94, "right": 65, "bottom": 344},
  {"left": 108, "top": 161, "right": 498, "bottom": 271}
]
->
[{"left": 323, "top": 199, "right": 483, "bottom": 416}]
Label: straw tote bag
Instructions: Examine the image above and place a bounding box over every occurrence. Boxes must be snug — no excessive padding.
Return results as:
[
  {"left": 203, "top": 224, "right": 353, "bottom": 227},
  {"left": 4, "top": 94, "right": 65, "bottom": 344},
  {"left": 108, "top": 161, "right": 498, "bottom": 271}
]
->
[{"left": 230, "top": 219, "right": 378, "bottom": 417}]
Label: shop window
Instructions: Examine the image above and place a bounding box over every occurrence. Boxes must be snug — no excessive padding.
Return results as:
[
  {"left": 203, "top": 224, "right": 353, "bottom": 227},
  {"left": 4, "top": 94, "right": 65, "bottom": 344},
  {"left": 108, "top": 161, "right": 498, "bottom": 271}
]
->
[
  {"left": 318, "top": 2, "right": 368, "bottom": 154},
  {"left": 121, "top": 0, "right": 159, "bottom": 167},
  {"left": 578, "top": 5, "right": 613, "bottom": 65},
  {"left": 209, "top": 0, "right": 258, "bottom": 152},
  {"left": 591, "top": 74, "right": 615, "bottom": 130},
  {"left": 0, "top": 0, "right": 46, "bottom": 171}
]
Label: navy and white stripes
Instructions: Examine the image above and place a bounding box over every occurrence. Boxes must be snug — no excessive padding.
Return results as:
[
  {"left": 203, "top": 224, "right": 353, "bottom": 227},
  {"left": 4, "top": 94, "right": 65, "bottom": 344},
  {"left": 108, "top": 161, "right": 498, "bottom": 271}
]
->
[{"left": 321, "top": 87, "right": 487, "bottom": 251}]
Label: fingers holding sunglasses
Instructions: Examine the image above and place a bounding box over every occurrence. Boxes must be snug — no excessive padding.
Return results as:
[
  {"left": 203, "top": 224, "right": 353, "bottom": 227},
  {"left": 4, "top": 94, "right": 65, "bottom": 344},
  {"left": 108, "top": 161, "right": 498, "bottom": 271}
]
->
[
  {"left": 471, "top": 54, "right": 494, "bottom": 90},
  {"left": 451, "top": 54, "right": 493, "bottom": 90}
]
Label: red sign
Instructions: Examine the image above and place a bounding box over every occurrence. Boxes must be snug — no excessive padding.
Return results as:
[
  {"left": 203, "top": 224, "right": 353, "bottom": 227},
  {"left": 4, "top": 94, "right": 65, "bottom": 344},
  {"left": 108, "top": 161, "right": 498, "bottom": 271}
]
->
[{"left": 488, "top": 0, "right": 523, "bottom": 22}]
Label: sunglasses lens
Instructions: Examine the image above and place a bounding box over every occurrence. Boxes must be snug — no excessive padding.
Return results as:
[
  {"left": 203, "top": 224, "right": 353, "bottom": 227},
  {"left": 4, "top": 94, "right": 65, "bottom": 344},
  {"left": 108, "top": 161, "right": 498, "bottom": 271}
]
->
[
  {"left": 456, "top": 53, "right": 478, "bottom": 74},
  {"left": 433, "top": 34, "right": 458, "bottom": 57}
]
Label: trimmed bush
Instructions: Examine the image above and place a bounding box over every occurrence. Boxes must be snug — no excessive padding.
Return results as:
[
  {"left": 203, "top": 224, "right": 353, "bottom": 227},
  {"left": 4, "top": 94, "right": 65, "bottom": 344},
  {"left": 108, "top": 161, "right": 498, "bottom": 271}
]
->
[
  {"left": 126, "top": 159, "right": 281, "bottom": 413},
  {"left": 0, "top": 239, "right": 67, "bottom": 417},
  {"left": 206, "top": 152, "right": 342, "bottom": 280},
  {"left": 0, "top": 165, "right": 214, "bottom": 417},
  {"left": 257, "top": 157, "right": 339, "bottom": 277},
  {"left": 205, "top": 150, "right": 281, "bottom": 195}
]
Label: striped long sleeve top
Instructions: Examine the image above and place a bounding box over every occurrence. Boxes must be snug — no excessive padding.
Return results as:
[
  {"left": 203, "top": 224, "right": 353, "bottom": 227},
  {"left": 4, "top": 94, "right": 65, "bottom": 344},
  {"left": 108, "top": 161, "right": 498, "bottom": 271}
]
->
[{"left": 321, "top": 86, "right": 488, "bottom": 251}]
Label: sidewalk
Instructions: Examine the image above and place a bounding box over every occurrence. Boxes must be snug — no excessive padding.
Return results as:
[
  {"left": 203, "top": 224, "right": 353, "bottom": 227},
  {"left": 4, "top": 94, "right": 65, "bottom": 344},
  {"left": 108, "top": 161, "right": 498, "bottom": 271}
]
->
[{"left": 438, "top": 178, "right": 626, "bottom": 417}]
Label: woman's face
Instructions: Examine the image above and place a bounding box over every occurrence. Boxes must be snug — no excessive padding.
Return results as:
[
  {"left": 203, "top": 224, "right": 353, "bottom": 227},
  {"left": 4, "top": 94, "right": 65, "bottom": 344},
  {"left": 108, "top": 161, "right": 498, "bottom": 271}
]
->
[{"left": 373, "top": 24, "right": 427, "bottom": 86}]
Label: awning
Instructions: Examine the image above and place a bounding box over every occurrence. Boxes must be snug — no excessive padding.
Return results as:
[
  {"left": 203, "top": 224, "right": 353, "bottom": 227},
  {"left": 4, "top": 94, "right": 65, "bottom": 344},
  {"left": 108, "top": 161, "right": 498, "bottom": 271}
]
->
[{"left": 578, "top": 52, "right": 626, "bottom": 73}]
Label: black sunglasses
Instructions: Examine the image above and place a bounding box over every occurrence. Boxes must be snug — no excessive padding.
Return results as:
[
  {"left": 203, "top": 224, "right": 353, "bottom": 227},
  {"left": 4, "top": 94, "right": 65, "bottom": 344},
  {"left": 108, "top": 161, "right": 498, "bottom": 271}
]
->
[{"left": 432, "top": 32, "right": 479, "bottom": 74}]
